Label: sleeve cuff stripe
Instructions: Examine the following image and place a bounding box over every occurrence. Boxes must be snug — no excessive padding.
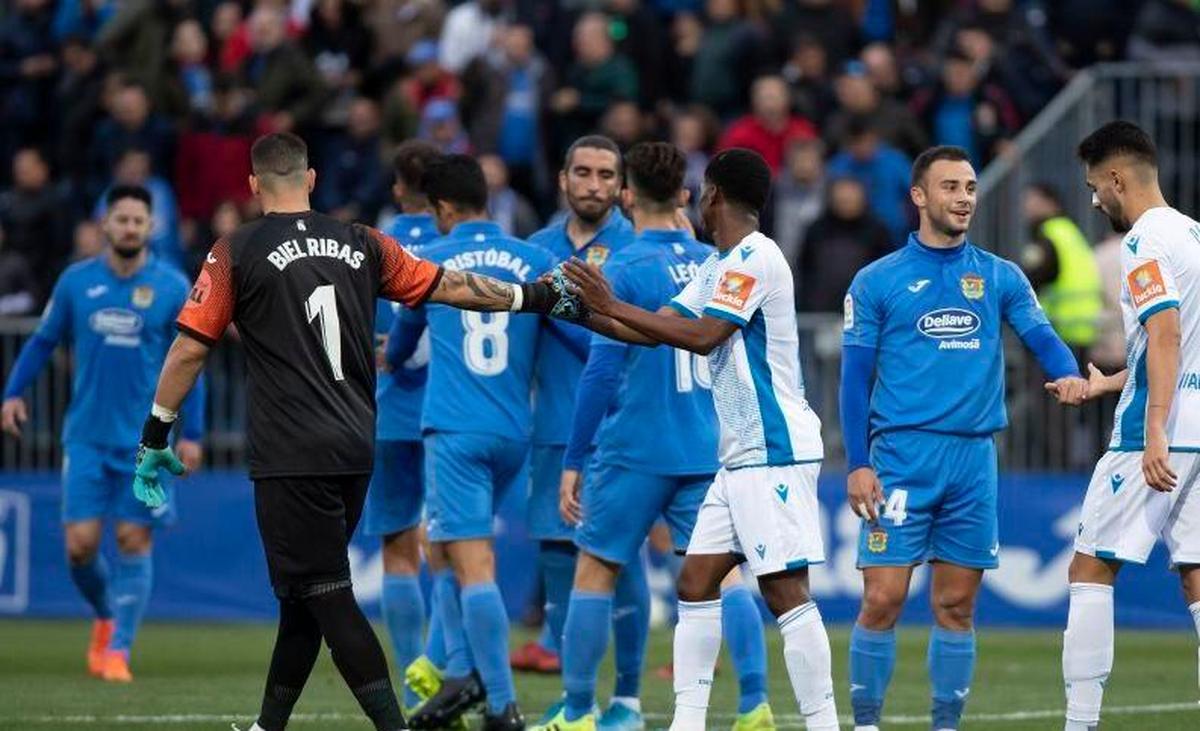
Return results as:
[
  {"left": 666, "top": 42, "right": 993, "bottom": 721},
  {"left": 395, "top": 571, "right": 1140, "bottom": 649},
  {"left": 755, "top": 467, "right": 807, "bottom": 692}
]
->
[
  {"left": 702, "top": 306, "right": 748, "bottom": 326},
  {"left": 1138, "top": 299, "right": 1179, "bottom": 324},
  {"left": 176, "top": 323, "right": 218, "bottom": 346},
  {"left": 669, "top": 300, "right": 699, "bottom": 319}
]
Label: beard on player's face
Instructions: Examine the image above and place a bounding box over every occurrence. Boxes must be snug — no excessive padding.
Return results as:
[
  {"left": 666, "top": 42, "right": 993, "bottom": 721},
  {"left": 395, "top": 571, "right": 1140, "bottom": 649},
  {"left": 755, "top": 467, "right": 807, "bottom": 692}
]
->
[
  {"left": 928, "top": 202, "right": 971, "bottom": 237},
  {"left": 567, "top": 189, "right": 615, "bottom": 224},
  {"left": 1098, "top": 194, "right": 1129, "bottom": 233},
  {"left": 111, "top": 237, "right": 147, "bottom": 259}
]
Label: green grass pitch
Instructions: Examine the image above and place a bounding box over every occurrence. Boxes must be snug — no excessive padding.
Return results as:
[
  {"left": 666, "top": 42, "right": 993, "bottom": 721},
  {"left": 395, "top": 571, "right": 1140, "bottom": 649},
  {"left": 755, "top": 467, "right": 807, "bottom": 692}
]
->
[{"left": 1, "top": 620, "right": 1197, "bottom": 729}]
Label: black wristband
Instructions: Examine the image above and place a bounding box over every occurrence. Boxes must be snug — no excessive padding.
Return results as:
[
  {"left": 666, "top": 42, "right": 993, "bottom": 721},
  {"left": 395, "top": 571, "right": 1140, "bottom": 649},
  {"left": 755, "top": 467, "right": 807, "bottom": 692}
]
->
[
  {"left": 519, "top": 281, "right": 559, "bottom": 314},
  {"left": 140, "top": 414, "right": 174, "bottom": 449}
]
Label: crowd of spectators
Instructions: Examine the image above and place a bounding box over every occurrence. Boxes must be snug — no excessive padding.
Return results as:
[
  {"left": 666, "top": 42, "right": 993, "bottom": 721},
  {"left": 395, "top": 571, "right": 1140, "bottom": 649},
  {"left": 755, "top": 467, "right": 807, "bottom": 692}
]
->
[{"left": 0, "top": 0, "right": 1194, "bottom": 316}]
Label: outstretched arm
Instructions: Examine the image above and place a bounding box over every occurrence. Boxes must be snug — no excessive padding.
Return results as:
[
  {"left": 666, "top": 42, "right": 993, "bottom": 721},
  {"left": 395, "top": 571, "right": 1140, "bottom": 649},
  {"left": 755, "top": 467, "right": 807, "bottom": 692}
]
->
[
  {"left": 149, "top": 333, "right": 211, "bottom": 418},
  {"left": 564, "top": 260, "right": 736, "bottom": 354}
]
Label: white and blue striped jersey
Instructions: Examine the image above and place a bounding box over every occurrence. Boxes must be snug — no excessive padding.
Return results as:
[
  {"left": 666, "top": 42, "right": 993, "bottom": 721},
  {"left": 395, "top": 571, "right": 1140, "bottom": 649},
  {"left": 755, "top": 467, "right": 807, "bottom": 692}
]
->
[
  {"left": 670, "top": 231, "right": 823, "bottom": 469},
  {"left": 1110, "top": 206, "right": 1200, "bottom": 451}
]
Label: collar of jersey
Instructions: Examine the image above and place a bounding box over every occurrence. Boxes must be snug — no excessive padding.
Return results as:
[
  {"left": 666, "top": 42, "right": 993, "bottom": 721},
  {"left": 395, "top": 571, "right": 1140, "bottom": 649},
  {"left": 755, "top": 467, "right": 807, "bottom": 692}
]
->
[
  {"left": 908, "top": 231, "right": 967, "bottom": 259},
  {"left": 450, "top": 220, "right": 503, "bottom": 239},
  {"left": 638, "top": 228, "right": 691, "bottom": 244},
  {"left": 394, "top": 212, "right": 436, "bottom": 230}
]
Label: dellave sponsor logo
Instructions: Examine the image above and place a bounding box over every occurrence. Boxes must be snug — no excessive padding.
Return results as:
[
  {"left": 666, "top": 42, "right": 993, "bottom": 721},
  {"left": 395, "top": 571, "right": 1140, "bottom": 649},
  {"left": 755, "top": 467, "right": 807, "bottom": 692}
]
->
[{"left": 917, "top": 308, "right": 980, "bottom": 339}]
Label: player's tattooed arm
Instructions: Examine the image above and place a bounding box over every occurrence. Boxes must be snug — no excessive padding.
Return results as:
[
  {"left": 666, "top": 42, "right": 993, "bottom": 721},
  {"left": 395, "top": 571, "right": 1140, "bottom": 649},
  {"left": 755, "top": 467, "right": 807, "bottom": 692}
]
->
[
  {"left": 427, "top": 269, "right": 515, "bottom": 309},
  {"left": 427, "top": 268, "right": 568, "bottom": 315}
]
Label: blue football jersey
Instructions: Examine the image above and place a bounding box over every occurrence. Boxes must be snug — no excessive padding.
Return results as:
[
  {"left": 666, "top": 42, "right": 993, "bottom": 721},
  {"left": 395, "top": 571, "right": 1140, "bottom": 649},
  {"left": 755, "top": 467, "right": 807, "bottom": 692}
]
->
[
  {"left": 34, "top": 256, "right": 192, "bottom": 448},
  {"left": 376, "top": 213, "right": 439, "bottom": 441},
  {"left": 415, "top": 221, "right": 557, "bottom": 438},
  {"left": 843, "top": 233, "right": 1049, "bottom": 438},
  {"left": 527, "top": 210, "right": 634, "bottom": 445},
  {"left": 593, "top": 229, "right": 720, "bottom": 475}
]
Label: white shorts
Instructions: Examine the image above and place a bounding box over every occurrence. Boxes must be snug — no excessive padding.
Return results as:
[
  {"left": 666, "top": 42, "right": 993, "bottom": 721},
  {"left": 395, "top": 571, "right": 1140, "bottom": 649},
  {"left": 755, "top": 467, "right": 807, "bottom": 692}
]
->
[
  {"left": 1075, "top": 450, "right": 1200, "bottom": 567},
  {"left": 686, "top": 462, "right": 825, "bottom": 576}
]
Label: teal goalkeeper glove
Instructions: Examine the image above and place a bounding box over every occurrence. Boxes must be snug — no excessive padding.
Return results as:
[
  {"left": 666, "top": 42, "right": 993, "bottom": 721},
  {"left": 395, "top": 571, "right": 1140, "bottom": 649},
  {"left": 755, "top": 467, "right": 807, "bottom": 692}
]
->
[
  {"left": 133, "top": 445, "right": 184, "bottom": 508},
  {"left": 133, "top": 410, "right": 185, "bottom": 508},
  {"left": 546, "top": 264, "right": 588, "bottom": 322}
]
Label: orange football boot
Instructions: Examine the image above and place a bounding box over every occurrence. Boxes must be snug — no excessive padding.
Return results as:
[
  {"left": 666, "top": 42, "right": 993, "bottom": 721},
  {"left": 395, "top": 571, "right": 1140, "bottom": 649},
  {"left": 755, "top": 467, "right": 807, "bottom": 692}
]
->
[
  {"left": 87, "top": 619, "right": 114, "bottom": 677},
  {"left": 99, "top": 649, "right": 133, "bottom": 683}
]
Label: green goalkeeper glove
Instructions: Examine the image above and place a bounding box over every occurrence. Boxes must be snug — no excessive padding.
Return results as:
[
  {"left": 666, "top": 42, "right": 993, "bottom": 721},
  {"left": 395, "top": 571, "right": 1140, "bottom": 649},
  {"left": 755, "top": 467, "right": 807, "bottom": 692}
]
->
[{"left": 133, "top": 411, "right": 185, "bottom": 508}]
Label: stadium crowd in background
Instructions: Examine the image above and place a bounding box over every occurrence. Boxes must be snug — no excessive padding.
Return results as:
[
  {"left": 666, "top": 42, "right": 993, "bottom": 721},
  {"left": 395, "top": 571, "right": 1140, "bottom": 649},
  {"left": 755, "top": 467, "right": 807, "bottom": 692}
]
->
[{"left": 1, "top": 0, "right": 1192, "bottom": 316}]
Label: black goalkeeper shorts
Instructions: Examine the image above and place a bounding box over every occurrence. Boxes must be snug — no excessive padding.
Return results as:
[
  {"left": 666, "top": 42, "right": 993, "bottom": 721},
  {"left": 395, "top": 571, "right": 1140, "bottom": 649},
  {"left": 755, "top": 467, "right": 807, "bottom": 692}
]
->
[{"left": 254, "top": 474, "right": 370, "bottom": 599}]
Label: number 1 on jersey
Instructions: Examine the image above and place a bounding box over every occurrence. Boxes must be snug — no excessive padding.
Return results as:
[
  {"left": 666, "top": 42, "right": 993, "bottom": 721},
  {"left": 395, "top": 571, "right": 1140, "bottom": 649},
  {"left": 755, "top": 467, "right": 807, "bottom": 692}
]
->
[
  {"left": 674, "top": 348, "right": 712, "bottom": 393},
  {"left": 305, "top": 284, "right": 345, "bottom": 381}
]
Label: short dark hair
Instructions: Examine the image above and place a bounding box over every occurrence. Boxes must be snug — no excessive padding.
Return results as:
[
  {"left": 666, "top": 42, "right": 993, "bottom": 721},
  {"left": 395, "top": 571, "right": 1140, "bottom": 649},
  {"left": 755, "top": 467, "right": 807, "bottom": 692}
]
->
[
  {"left": 624, "top": 142, "right": 685, "bottom": 209},
  {"left": 705, "top": 148, "right": 771, "bottom": 214},
  {"left": 106, "top": 184, "right": 153, "bottom": 211},
  {"left": 563, "top": 135, "right": 622, "bottom": 174},
  {"left": 392, "top": 140, "right": 442, "bottom": 190},
  {"left": 1077, "top": 120, "right": 1158, "bottom": 168},
  {"left": 423, "top": 154, "right": 488, "bottom": 213},
  {"left": 250, "top": 132, "right": 309, "bottom": 179},
  {"left": 911, "top": 145, "right": 971, "bottom": 187}
]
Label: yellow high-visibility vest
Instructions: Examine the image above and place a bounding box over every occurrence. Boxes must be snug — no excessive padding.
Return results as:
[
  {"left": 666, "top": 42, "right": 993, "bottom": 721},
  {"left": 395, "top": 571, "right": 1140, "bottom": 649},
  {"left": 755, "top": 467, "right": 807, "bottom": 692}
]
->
[{"left": 1038, "top": 216, "right": 1103, "bottom": 347}]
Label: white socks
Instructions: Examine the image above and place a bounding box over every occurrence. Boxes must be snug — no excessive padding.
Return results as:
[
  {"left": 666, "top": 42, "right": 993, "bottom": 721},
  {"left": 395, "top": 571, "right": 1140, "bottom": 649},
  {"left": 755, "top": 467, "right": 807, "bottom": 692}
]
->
[
  {"left": 779, "top": 601, "right": 839, "bottom": 731},
  {"left": 1062, "top": 583, "right": 1114, "bottom": 728},
  {"left": 669, "top": 599, "right": 722, "bottom": 731}
]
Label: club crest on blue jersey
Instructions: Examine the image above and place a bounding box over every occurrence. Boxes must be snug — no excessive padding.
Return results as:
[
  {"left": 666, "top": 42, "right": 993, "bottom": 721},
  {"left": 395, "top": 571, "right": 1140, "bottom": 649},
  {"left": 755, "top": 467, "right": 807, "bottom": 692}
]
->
[
  {"left": 585, "top": 245, "right": 610, "bottom": 266},
  {"left": 960, "top": 273, "right": 985, "bottom": 300},
  {"left": 132, "top": 285, "right": 155, "bottom": 309},
  {"left": 867, "top": 527, "right": 888, "bottom": 553}
]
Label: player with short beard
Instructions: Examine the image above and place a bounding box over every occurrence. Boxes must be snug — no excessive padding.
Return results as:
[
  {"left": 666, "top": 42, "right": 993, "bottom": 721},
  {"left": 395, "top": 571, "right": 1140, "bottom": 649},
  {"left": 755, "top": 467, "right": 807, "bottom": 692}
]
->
[{"left": 2, "top": 185, "right": 205, "bottom": 683}]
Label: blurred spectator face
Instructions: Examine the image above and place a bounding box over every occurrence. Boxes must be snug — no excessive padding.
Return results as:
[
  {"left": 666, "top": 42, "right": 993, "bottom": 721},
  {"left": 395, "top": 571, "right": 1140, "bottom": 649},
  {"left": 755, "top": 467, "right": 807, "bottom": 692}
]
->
[
  {"left": 62, "top": 40, "right": 97, "bottom": 74},
  {"left": 672, "top": 113, "right": 706, "bottom": 153},
  {"left": 212, "top": 2, "right": 243, "bottom": 43},
  {"left": 12, "top": 149, "right": 49, "bottom": 192},
  {"left": 73, "top": 221, "right": 105, "bottom": 260},
  {"left": 794, "top": 38, "right": 827, "bottom": 79},
  {"left": 346, "top": 98, "right": 380, "bottom": 139},
  {"left": 1023, "top": 187, "right": 1062, "bottom": 224},
  {"left": 943, "top": 56, "right": 978, "bottom": 96},
  {"left": 317, "top": 0, "right": 344, "bottom": 27},
  {"left": 103, "top": 197, "right": 153, "bottom": 258},
  {"left": 16, "top": 0, "right": 49, "bottom": 15},
  {"left": 673, "top": 13, "right": 703, "bottom": 57},
  {"left": 829, "top": 177, "right": 867, "bottom": 220},
  {"left": 172, "top": 20, "right": 209, "bottom": 65},
  {"left": 847, "top": 128, "right": 879, "bottom": 160},
  {"left": 113, "top": 85, "right": 151, "bottom": 130},
  {"left": 560, "top": 145, "right": 621, "bottom": 223},
  {"left": 706, "top": 0, "right": 738, "bottom": 23},
  {"left": 211, "top": 201, "right": 243, "bottom": 239},
  {"left": 479, "top": 154, "right": 509, "bottom": 193},
  {"left": 503, "top": 25, "right": 534, "bottom": 65},
  {"left": 836, "top": 71, "right": 877, "bottom": 113},
  {"left": 250, "top": 8, "right": 288, "bottom": 53},
  {"left": 957, "top": 28, "right": 994, "bottom": 64},
  {"left": 915, "top": 159, "right": 977, "bottom": 236},
  {"left": 980, "top": 0, "right": 1012, "bottom": 11},
  {"left": 861, "top": 43, "right": 898, "bottom": 93},
  {"left": 786, "top": 139, "right": 823, "bottom": 184},
  {"left": 751, "top": 77, "right": 790, "bottom": 124},
  {"left": 601, "top": 102, "right": 641, "bottom": 148},
  {"left": 574, "top": 14, "right": 614, "bottom": 67},
  {"left": 114, "top": 150, "right": 152, "bottom": 185}
]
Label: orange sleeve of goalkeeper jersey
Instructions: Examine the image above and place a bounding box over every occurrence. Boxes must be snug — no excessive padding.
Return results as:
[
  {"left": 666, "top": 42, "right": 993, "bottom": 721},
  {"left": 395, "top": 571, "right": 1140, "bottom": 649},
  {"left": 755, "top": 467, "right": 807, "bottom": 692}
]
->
[
  {"left": 177, "top": 237, "right": 234, "bottom": 344},
  {"left": 371, "top": 227, "right": 442, "bottom": 306}
]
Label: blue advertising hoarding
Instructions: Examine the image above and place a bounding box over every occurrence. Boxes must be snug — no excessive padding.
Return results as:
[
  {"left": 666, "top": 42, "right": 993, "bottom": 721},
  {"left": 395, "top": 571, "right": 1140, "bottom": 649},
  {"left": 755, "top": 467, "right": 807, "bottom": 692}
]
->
[{"left": 0, "top": 470, "right": 1190, "bottom": 628}]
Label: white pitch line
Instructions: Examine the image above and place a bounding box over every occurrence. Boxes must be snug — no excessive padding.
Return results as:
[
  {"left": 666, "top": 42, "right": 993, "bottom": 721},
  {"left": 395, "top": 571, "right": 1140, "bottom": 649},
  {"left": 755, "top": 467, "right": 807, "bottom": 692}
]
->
[{"left": 12, "top": 701, "right": 1199, "bottom": 727}]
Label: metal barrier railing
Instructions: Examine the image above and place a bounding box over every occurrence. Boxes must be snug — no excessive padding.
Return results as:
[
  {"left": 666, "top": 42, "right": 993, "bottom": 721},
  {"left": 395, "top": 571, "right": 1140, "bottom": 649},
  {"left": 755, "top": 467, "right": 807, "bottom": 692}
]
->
[
  {"left": 974, "top": 62, "right": 1200, "bottom": 259},
  {"left": 0, "top": 315, "right": 1115, "bottom": 472}
]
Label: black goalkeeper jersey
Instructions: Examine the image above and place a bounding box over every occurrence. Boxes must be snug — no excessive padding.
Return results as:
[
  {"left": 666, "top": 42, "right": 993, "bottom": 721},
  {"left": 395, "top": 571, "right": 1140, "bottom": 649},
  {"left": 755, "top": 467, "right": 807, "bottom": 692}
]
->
[{"left": 177, "top": 211, "right": 442, "bottom": 478}]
